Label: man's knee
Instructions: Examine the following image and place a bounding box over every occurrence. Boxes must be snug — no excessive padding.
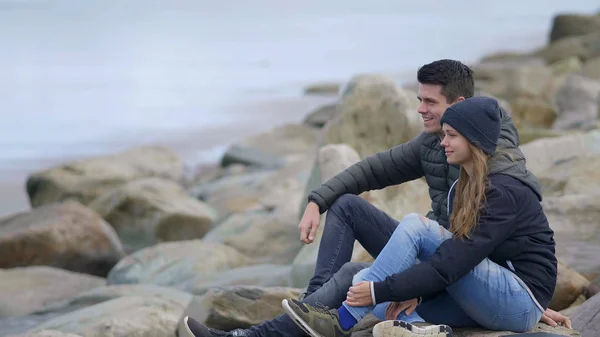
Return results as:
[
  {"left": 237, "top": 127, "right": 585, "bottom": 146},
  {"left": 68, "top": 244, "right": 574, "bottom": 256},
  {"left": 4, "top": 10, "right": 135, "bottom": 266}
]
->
[{"left": 336, "top": 262, "right": 371, "bottom": 282}]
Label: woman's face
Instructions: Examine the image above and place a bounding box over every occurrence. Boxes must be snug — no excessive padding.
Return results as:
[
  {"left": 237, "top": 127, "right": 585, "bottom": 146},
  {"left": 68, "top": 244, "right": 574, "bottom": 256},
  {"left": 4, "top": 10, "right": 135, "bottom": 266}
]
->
[{"left": 440, "top": 124, "right": 472, "bottom": 165}]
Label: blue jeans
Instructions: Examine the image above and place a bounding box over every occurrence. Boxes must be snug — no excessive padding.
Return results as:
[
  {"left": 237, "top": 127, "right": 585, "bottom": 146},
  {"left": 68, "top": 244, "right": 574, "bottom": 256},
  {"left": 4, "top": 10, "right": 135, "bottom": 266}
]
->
[{"left": 343, "top": 213, "right": 544, "bottom": 333}]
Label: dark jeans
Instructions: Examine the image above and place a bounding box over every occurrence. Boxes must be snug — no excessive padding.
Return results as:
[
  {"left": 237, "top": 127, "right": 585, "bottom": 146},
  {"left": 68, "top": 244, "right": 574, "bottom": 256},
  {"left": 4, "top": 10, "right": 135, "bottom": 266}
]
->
[
  {"left": 306, "top": 194, "right": 400, "bottom": 294},
  {"left": 248, "top": 194, "right": 398, "bottom": 337}
]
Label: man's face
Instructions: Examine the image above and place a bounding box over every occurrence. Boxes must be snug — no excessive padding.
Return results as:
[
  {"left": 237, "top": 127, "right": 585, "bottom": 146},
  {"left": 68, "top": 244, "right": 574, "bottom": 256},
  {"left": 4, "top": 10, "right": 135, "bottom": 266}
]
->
[{"left": 417, "top": 84, "right": 461, "bottom": 134}]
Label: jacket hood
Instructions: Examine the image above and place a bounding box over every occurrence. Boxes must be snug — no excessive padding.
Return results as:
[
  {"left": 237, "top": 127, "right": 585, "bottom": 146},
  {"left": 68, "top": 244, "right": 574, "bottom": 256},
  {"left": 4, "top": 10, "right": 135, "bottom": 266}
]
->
[{"left": 489, "top": 107, "right": 543, "bottom": 201}]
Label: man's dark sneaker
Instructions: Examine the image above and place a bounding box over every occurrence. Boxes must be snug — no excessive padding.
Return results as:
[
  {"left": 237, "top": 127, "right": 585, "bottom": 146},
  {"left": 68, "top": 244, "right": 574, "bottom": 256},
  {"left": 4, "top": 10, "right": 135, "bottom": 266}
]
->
[
  {"left": 281, "top": 298, "right": 353, "bottom": 337},
  {"left": 181, "top": 316, "right": 250, "bottom": 337},
  {"left": 373, "top": 320, "right": 453, "bottom": 337}
]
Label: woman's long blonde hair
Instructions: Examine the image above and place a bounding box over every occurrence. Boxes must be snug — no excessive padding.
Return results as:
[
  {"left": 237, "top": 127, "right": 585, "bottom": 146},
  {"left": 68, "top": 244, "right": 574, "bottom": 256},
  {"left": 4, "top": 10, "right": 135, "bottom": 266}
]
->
[{"left": 449, "top": 143, "right": 491, "bottom": 239}]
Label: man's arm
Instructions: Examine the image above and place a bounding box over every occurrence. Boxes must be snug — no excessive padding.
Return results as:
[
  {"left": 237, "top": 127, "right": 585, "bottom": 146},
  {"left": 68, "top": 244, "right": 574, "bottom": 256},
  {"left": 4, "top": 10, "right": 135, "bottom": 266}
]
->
[{"left": 307, "top": 132, "right": 427, "bottom": 213}]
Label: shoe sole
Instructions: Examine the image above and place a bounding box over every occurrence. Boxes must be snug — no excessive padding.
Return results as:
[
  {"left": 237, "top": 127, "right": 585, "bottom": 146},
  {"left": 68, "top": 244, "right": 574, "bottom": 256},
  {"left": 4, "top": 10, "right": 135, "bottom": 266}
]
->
[
  {"left": 281, "top": 299, "right": 326, "bottom": 337},
  {"left": 373, "top": 320, "right": 452, "bottom": 337},
  {"left": 180, "top": 316, "right": 195, "bottom": 337}
]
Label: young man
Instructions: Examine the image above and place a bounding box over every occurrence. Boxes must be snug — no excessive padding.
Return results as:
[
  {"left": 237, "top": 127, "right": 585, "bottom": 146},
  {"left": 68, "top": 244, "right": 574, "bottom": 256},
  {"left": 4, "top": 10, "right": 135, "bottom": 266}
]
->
[{"left": 182, "top": 60, "right": 570, "bottom": 337}]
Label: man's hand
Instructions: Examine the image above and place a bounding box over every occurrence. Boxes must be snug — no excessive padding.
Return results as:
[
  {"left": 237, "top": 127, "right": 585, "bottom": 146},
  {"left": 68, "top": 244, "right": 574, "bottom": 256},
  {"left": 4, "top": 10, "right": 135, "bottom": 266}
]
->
[
  {"left": 298, "top": 202, "right": 321, "bottom": 244},
  {"left": 540, "top": 308, "right": 572, "bottom": 329},
  {"left": 385, "top": 299, "right": 418, "bottom": 320},
  {"left": 346, "top": 281, "right": 373, "bottom": 307}
]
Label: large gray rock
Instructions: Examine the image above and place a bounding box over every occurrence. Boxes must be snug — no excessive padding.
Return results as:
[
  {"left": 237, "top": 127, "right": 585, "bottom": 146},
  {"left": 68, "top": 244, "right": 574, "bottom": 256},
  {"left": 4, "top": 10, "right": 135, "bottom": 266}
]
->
[
  {"left": 552, "top": 74, "right": 600, "bottom": 130},
  {"left": 0, "top": 284, "right": 193, "bottom": 336},
  {"left": 550, "top": 14, "right": 600, "bottom": 42},
  {"left": 0, "top": 201, "right": 124, "bottom": 276},
  {"left": 6, "top": 331, "right": 83, "bottom": 337},
  {"left": 520, "top": 130, "right": 600, "bottom": 175},
  {"left": 521, "top": 131, "right": 600, "bottom": 277},
  {"left": 33, "top": 295, "right": 185, "bottom": 337},
  {"left": 581, "top": 57, "right": 600, "bottom": 80},
  {"left": 535, "top": 32, "right": 600, "bottom": 65},
  {"left": 107, "top": 241, "right": 252, "bottom": 290},
  {"left": 42, "top": 284, "right": 193, "bottom": 313},
  {"left": 323, "top": 74, "right": 423, "bottom": 159},
  {"left": 572, "top": 293, "right": 600, "bottom": 337},
  {"left": 191, "top": 157, "right": 313, "bottom": 221},
  {"left": 203, "top": 211, "right": 302, "bottom": 265},
  {"left": 89, "top": 177, "right": 218, "bottom": 253},
  {"left": 179, "top": 286, "right": 302, "bottom": 332},
  {"left": 543, "top": 192, "right": 600, "bottom": 277},
  {"left": 26, "top": 146, "right": 183, "bottom": 207},
  {"left": 303, "top": 103, "right": 339, "bottom": 128},
  {"left": 220, "top": 124, "right": 319, "bottom": 169},
  {"left": 472, "top": 58, "right": 556, "bottom": 128},
  {"left": 184, "top": 264, "right": 293, "bottom": 295},
  {"left": 0, "top": 267, "right": 104, "bottom": 318}
]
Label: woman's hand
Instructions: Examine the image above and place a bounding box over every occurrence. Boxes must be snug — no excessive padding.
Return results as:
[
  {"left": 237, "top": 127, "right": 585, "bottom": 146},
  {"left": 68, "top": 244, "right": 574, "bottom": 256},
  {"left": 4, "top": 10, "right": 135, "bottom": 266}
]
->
[
  {"left": 385, "top": 299, "right": 419, "bottom": 320},
  {"left": 345, "top": 281, "right": 373, "bottom": 306},
  {"left": 540, "top": 308, "right": 572, "bottom": 329}
]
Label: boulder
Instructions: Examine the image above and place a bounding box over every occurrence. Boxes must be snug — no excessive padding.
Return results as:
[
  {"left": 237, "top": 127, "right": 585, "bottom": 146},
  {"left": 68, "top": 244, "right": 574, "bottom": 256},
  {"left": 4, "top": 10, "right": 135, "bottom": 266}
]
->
[
  {"left": 88, "top": 177, "right": 218, "bottom": 253},
  {"left": 550, "top": 14, "right": 600, "bottom": 42},
  {"left": 40, "top": 284, "right": 192, "bottom": 313},
  {"left": 0, "top": 284, "right": 194, "bottom": 336},
  {"left": 184, "top": 264, "right": 293, "bottom": 295},
  {"left": 303, "top": 102, "right": 339, "bottom": 128},
  {"left": 572, "top": 292, "right": 600, "bottom": 337},
  {"left": 516, "top": 127, "right": 567, "bottom": 145},
  {"left": 26, "top": 146, "right": 183, "bottom": 207},
  {"left": 190, "top": 170, "right": 274, "bottom": 217},
  {"left": 6, "top": 331, "right": 83, "bottom": 337},
  {"left": 304, "top": 82, "right": 341, "bottom": 95},
  {"left": 0, "top": 201, "right": 124, "bottom": 276},
  {"left": 472, "top": 58, "right": 556, "bottom": 128},
  {"left": 323, "top": 74, "right": 423, "bottom": 159},
  {"left": 581, "top": 57, "right": 600, "bottom": 80},
  {"left": 535, "top": 32, "right": 600, "bottom": 65},
  {"left": 550, "top": 261, "right": 592, "bottom": 311},
  {"left": 107, "top": 241, "right": 251, "bottom": 290},
  {"left": 520, "top": 130, "right": 600, "bottom": 175},
  {"left": 550, "top": 57, "right": 584, "bottom": 78},
  {"left": 203, "top": 211, "right": 302, "bottom": 265},
  {"left": 516, "top": 131, "right": 600, "bottom": 278},
  {"left": 220, "top": 124, "right": 319, "bottom": 169},
  {"left": 192, "top": 158, "right": 313, "bottom": 221},
  {"left": 552, "top": 74, "right": 600, "bottom": 131},
  {"left": 543, "top": 192, "right": 600, "bottom": 277},
  {"left": 179, "top": 286, "right": 301, "bottom": 332},
  {"left": 33, "top": 295, "right": 185, "bottom": 337},
  {"left": 0, "top": 267, "right": 104, "bottom": 318},
  {"left": 537, "top": 155, "right": 600, "bottom": 197}
]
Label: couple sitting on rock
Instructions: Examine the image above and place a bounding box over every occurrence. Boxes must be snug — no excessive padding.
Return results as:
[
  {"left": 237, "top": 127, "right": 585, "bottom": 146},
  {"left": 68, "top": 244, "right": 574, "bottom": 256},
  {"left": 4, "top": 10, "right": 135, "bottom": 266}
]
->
[{"left": 182, "top": 60, "right": 571, "bottom": 337}]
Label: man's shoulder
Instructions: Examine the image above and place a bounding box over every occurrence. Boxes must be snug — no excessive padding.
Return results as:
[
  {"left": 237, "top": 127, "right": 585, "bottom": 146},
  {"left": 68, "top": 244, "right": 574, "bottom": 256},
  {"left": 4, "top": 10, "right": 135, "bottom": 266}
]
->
[{"left": 411, "top": 132, "right": 439, "bottom": 149}]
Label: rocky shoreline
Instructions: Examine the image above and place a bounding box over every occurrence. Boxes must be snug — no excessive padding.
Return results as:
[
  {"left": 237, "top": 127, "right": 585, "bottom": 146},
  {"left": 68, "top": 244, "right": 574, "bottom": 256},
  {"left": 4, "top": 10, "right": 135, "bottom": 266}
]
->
[{"left": 2, "top": 12, "right": 600, "bottom": 337}]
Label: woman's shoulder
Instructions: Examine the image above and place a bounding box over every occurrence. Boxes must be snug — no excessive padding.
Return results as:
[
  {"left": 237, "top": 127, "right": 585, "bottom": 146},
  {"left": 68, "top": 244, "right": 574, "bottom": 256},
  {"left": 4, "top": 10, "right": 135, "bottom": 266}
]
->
[{"left": 487, "top": 173, "right": 538, "bottom": 202}]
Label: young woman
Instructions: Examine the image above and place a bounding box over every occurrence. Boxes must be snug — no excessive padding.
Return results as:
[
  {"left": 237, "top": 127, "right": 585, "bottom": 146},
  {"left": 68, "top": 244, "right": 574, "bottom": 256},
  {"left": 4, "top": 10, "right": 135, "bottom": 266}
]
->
[{"left": 281, "top": 96, "right": 558, "bottom": 337}]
